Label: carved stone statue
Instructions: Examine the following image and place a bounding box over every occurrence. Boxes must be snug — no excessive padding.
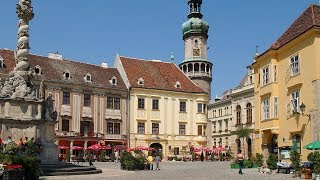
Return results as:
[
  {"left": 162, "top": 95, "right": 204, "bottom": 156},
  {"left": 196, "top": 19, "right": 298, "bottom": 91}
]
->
[
  {"left": 39, "top": 80, "right": 44, "bottom": 100},
  {"left": 45, "top": 93, "right": 57, "bottom": 121}
]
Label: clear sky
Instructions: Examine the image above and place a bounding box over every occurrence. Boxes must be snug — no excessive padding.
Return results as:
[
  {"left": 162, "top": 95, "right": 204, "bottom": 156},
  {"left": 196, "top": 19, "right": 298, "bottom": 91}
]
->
[{"left": 0, "top": 0, "right": 318, "bottom": 98}]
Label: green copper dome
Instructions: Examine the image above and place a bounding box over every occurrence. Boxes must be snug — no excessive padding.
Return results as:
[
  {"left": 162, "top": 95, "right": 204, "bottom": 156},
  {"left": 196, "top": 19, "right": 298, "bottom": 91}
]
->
[{"left": 182, "top": 17, "right": 209, "bottom": 40}]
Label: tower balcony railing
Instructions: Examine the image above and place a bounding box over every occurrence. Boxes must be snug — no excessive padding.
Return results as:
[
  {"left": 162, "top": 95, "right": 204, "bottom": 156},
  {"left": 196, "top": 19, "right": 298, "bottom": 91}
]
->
[{"left": 185, "top": 71, "right": 212, "bottom": 77}]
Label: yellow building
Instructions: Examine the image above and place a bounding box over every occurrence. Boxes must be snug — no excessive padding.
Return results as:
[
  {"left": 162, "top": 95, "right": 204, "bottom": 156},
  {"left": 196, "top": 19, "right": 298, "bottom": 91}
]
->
[
  {"left": 253, "top": 5, "right": 320, "bottom": 161},
  {"left": 115, "top": 55, "right": 209, "bottom": 158}
]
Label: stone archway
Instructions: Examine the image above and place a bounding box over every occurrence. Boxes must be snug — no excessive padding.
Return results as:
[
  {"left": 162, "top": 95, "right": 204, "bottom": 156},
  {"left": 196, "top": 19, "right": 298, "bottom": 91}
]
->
[{"left": 150, "top": 143, "right": 163, "bottom": 153}]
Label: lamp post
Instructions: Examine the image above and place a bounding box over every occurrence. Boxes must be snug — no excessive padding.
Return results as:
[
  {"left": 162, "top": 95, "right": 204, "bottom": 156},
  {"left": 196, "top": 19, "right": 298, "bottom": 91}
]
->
[{"left": 134, "top": 137, "right": 137, "bottom": 148}]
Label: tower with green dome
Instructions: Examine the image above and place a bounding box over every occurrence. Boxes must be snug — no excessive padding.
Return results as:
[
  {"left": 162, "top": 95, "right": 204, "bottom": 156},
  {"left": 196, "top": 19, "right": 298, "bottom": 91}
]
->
[{"left": 179, "top": 0, "right": 212, "bottom": 97}]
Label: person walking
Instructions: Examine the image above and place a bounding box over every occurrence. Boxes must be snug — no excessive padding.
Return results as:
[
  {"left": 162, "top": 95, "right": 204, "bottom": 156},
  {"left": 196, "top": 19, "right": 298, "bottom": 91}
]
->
[
  {"left": 237, "top": 150, "right": 244, "bottom": 175},
  {"left": 147, "top": 155, "right": 154, "bottom": 170},
  {"left": 115, "top": 151, "right": 119, "bottom": 163},
  {"left": 155, "top": 155, "right": 161, "bottom": 170}
]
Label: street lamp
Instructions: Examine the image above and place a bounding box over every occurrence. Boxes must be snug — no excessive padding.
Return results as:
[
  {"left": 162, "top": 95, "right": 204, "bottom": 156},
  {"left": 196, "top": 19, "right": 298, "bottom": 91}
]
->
[
  {"left": 134, "top": 137, "right": 137, "bottom": 148},
  {"left": 300, "top": 103, "right": 306, "bottom": 114}
]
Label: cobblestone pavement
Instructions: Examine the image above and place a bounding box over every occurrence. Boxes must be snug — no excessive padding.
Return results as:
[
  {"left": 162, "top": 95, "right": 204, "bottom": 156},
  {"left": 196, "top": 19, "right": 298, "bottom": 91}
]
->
[{"left": 43, "top": 161, "right": 293, "bottom": 180}]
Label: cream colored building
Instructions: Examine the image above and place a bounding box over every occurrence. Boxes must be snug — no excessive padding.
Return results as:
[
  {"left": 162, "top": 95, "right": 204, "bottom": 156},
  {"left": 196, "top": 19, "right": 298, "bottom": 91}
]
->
[
  {"left": 208, "top": 67, "right": 255, "bottom": 157},
  {"left": 115, "top": 56, "right": 209, "bottom": 157},
  {"left": 253, "top": 5, "right": 320, "bottom": 161}
]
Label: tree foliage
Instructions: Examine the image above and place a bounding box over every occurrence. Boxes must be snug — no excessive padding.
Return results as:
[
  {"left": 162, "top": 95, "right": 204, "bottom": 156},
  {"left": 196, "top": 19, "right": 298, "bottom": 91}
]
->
[{"left": 232, "top": 126, "right": 250, "bottom": 139}]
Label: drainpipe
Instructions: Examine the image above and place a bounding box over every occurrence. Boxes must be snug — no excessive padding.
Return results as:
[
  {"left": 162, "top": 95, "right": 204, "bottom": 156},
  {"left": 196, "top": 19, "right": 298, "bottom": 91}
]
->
[{"left": 126, "top": 87, "right": 131, "bottom": 148}]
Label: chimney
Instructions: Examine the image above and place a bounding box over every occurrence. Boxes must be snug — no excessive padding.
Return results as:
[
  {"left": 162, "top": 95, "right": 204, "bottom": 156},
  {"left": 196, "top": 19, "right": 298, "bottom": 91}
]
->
[
  {"left": 101, "top": 62, "right": 108, "bottom": 68},
  {"left": 48, "top": 52, "right": 63, "bottom": 60}
]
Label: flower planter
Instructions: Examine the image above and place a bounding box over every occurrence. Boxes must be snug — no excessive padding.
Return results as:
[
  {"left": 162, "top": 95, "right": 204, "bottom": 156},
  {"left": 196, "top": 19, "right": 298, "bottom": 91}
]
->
[{"left": 3, "top": 169, "right": 25, "bottom": 180}]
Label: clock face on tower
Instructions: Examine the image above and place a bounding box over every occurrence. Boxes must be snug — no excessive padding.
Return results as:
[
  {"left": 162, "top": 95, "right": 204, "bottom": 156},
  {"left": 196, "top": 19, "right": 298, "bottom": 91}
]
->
[{"left": 193, "top": 48, "right": 200, "bottom": 56}]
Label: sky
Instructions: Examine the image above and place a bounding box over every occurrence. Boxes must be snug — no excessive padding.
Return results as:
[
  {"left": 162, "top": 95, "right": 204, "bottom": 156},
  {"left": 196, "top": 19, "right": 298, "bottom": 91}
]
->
[{"left": 0, "top": 0, "right": 318, "bottom": 99}]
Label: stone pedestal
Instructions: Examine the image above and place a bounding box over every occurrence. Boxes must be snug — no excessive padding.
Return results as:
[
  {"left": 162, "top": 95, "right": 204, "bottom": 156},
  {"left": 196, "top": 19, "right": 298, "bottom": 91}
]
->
[{"left": 0, "top": 99, "right": 58, "bottom": 163}]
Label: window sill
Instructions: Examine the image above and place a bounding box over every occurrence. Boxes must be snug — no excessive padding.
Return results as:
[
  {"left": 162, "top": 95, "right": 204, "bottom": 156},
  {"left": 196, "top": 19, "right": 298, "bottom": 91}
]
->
[
  {"left": 290, "top": 73, "right": 300, "bottom": 78},
  {"left": 151, "top": 109, "right": 160, "bottom": 111},
  {"left": 179, "top": 111, "right": 187, "bottom": 113}
]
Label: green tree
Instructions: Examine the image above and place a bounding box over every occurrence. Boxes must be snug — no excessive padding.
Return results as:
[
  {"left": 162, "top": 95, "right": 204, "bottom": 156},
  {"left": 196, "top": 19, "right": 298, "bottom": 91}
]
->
[
  {"left": 290, "top": 151, "right": 301, "bottom": 172},
  {"left": 232, "top": 126, "right": 250, "bottom": 158},
  {"left": 266, "top": 153, "right": 277, "bottom": 170}
]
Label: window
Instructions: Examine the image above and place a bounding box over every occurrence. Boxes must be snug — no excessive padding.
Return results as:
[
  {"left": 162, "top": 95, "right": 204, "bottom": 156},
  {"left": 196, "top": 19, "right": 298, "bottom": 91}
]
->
[
  {"left": 62, "top": 92, "right": 70, "bottom": 105},
  {"left": 64, "top": 71, "right": 71, "bottom": 80},
  {"left": 291, "top": 91, "right": 300, "bottom": 113},
  {"left": 138, "top": 122, "right": 145, "bottom": 134},
  {"left": 213, "top": 122, "right": 216, "bottom": 132},
  {"left": 203, "top": 125, "right": 206, "bottom": 135},
  {"left": 85, "top": 74, "right": 91, "bottom": 82},
  {"left": 292, "top": 134, "right": 301, "bottom": 154},
  {"left": 137, "top": 78, "right": 144, "bottom": 85},
  {"left": 138, "top": 98, "right": 145, "bottom": 109},
  {"left": 106, "top": 122, "right": 120, "bottom": 134},
  {"left": 114, "top": 123, "right": 120, "bottom": 134},
  {"left": 203, "top": 104, "right": 206, "bottom": 113},
  {"left": 274, "top": 65, "right": 277, "bottom": 82},
  {"left": 175, "top": 81, "right": 181, "bottom": 88},
  {"left": 290, "top": 55, "right": 300, "bottom": 76},
  {"left": 198, "top": 125, "right": 202, "bottom": 135},
  {"left": 174, "top": 147, "right": 179, "bottom": 155},
  {"left": 198, "top": 103, "right": 203, "bottom": 113},
  {"left": 246, "top": 103, "right": 252, "bottom": 123},
  {"left": 34, "top": 66, "right": 41, "bottom": 75},
  {"left": 152, "top": 99, "right": 159, "bottom": 110},
  {"left": 262, "top": 66, "right": 269, "bottom": 86},
  {"left": 180, "top": 101, "right": 186, "bottom": 112},
  {"left": 62, "top": 119, "right": 69, "bottom": 132},
  {"left": 109, "top": 76, "right": 117, "bottom": 85},
  {"left": 179, "top": 124, "right": 186, "bottom": 135},
  {"left": 262, "top": 98, "right": 270, "bottom": 120},
  {"left": 83, "top": 94, "right": 91, "bottom": 107},
  {"left": 274, "top": 97, "right": 278, "bottom": 118},
  {"left": 225, "top": 137, "right": 229, "bottom": 147},
  {"left": 152, "top": 123, "right": 159, "bottom": 135},
  {"left": 0, "top": 55, "right": 3, "bottom": 68},
  {"left": 249, "top": 76, "right": 253, "bottom": 84},
  {"left": 213, "top": 110, "right": 216, "bottom": 117},
  {"left": 225, "top": 120, "right": 229, "bottom": 131},
  {"left": 114, "top": 97, "right": 120, "bottom": 109},
  {"left": 219, "top": 121, "right": 222, "bottom": 131},
  {"left": 236, "top": 105, "right": 242, "bottom": 124},
  {"left": 107, "top": 97, "right": 120, "bottom": 109},
  {"left": 107, "top": 122, "right": 113, "bottom": 134}
]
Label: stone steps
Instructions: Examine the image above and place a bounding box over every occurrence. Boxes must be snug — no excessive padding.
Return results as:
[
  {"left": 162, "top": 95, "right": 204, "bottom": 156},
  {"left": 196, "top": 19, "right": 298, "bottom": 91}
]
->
[{"left": 39, "top": 163, "right": 102, "bottom": 176}]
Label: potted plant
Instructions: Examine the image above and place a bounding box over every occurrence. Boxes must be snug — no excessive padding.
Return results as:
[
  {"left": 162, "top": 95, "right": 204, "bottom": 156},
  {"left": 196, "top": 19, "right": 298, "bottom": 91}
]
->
[
  {"left": 290, "top": 150, "right": 301, "bottom": 177},
  {"left": 301, "top": 167, "right": 312, "bottom": 179},
  {"left": 256, "top": 153, "right": 264, "bottom": 172},
  {"left": 308, "top": 152, "right": 320, "bottom": 180},
  {"left": 266, "top": 154, "right": 277, "bottom": 174}
]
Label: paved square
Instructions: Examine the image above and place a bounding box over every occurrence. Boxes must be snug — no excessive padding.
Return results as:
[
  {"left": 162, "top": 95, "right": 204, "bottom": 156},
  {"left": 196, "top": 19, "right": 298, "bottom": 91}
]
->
[{"left": 43, "top": 161, "right": 293, "bottom": 180}]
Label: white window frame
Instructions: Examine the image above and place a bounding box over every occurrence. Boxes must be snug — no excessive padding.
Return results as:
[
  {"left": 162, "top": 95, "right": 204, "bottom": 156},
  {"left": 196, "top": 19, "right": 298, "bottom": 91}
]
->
[
  {"left": 262, "top": 98, "right": 270, "bottom": 120},
  {"left": 274, "top": 97, "right": 278, "bottom": 118},
  {"left": 262, "top": 66, "right": 269, "bottom": 86},
  {"left": 291, "top": 91, "right": 300, "bottom": 113},
  {"left": 290, "top": 55, "right": 300, "bottom": 76}
]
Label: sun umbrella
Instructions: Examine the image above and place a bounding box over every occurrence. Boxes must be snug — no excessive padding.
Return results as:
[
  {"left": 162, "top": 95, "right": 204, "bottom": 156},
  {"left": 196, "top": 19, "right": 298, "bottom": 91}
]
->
[
  {"left": 213, "top": 146, "right": 225, "bottom": 154},
  {"left": 87, "top": 144, "right": 102, "bottom": 151},
  {"left": 136, "top": 145, "right": 149, "bottom": 151},
  {"left": 304, "top": 141, "right": 320, "bottom": 150},
  {"left": 58, "top": 145, "right": 69, "bottom": 150},
  {"left": 72, "top": 146, "right": 84, "bottom": 151}
]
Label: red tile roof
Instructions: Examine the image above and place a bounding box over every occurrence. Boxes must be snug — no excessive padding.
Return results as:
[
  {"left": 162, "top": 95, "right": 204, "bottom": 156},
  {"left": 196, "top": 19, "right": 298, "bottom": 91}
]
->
[
  {"left": 119, "top": 56, "right": 206, "bottom": 93},
  {"left": 271, "top": 4, "right": 320, "bottom": 50},
  {"left": 0, "top": 49, "right": 127, "bottom": 90}
]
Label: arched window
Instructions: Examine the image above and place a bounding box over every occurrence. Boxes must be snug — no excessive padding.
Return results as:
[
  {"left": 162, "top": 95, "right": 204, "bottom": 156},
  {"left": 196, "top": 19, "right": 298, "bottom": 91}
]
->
[
  {"left": 194, "top": 63, "right": 199, "bottom": 72},
  {"left": 183, "top": 65, "right": 187, "bottom": 73},
  {"left": 188, "top": 63, "right": 193, "bottom": 72},
  {"left": 201, "top": 63, "right": 205, "bottom": 72},
  {"left": 246, "top": 103, "right": 252, "bottom": 123},
  {"left": 206, "top": 65, "right": 209, "bottom": 73},
  {"left": 236, "top": 105, "right": 242, "bottom": 125},
  {"left": 292, "top": 134, "right": 301, "bottom": 154},
  {"left": 219, "top": 138, "right": 222, "bottom": 146}
]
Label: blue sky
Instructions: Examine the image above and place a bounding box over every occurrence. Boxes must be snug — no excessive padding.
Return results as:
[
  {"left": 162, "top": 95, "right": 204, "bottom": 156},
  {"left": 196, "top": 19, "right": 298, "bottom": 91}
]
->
[{"left": 0, "top": 0, "right": 318, "bottom": 98}]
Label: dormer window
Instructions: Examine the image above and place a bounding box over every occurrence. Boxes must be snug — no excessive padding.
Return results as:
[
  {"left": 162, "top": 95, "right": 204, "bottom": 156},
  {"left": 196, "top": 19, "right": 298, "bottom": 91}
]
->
[
  {"left": 84, "top": 73, "right": 92, "bottom": 83},
  {"left": 34, "top": 65, "right": 41, "bottom": 75},
  {"left": 64, "top": 70, "right": 71, "bottom": 80},
  {"left": 0, "top": 55, "right": 4, "bottom": 68},
  {"left": 175, "top": 81, "right": 181, "bottom": 88},
  {"left": 109, "top": 76, "right": 117, "bottom": 85},
  {"left": 137, "top": 78, "right": 144, "bottom": 85}
]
